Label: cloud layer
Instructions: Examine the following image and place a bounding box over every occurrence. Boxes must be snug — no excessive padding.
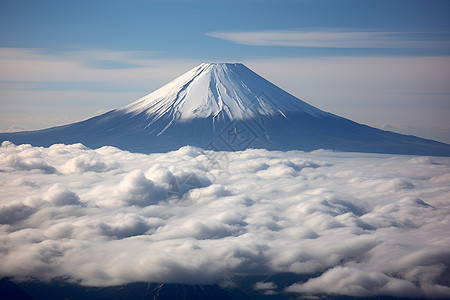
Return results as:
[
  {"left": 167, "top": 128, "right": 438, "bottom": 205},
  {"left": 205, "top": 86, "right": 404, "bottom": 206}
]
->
[{"left": 1, "top": 141, "right": 450, "bottom": 298}]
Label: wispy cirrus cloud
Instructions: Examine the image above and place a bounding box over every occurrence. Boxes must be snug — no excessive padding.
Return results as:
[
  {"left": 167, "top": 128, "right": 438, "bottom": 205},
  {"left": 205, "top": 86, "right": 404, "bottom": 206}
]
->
[{"left": 207, "top": 29, "right": 450, "bottom": 49}]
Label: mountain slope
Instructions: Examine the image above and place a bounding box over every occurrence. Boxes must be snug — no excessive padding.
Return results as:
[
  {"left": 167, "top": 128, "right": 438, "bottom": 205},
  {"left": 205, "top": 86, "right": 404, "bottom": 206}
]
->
[{"left": 1, "top": 63, "right": 450, "bottom": 156}]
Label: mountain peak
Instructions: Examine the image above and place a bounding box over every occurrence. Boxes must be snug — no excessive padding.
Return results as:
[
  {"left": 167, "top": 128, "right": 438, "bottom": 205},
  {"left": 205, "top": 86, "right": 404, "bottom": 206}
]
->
[
  {"left": 119, "top": 62, "right": 326, "bottom": 122},
  {"left": 200, "top": 62, "right": 243, "bottom": 67}
]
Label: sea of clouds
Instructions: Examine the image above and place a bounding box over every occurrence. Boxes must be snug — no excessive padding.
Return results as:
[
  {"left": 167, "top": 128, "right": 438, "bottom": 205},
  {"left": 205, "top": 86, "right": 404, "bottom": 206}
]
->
[{"left": 1, "top": 141, "right": 449, "bottom": 298}]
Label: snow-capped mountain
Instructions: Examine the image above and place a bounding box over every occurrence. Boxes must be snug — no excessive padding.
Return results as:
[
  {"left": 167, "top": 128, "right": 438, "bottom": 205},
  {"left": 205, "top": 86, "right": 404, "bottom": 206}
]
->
[
  {"left": 1, "top": 63, "right": 450, "bottom": 156},
  {"left": 120, "top": 63, "right": 325, "bottom": 122}
]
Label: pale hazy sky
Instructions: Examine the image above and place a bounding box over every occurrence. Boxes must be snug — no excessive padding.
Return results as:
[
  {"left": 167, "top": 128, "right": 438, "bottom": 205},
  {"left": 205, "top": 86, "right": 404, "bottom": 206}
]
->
[{"left": 1, "top": 0, "right": 450, "bottom": 143}]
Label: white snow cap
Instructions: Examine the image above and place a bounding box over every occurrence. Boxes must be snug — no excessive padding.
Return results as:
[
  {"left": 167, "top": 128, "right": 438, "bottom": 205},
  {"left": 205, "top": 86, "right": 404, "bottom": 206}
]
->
[{"left": 120, "top": 62, "right": 326, "bottom": 121}]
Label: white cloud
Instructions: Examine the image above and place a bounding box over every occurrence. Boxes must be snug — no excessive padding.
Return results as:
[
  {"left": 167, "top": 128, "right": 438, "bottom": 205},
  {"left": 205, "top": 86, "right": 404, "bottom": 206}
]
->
[
  {"left": 207, "top": 29, "right": 450, "bottom": 49},
  {"left": 0, "top": 142, "right": 57, "bottom": 174},
  {"left": 254, "top": 281, "right": 278, "bottom": 295},
  {"left": 254, "top": 281, "right": 277, "bottom": 290},
  {"left": 286, "top": 266, "right": 421, "bottom": 297},
  {"left": 0, "top": 141, "right": 449, "bottom": 297},
  {"left": 115, "top": 169, "right": 167, "bottom": 207},
  {"left": 43, "top": 184, "right": 82, "bottom": 206},
  {"left": 60, "top": 153, "right": 117, "bottom": 174}
]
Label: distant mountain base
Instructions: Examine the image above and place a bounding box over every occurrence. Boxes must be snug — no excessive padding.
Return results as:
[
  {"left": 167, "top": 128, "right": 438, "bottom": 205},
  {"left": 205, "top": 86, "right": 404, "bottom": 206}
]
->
[{"left": 2, "top": 111, "right": 450, "bottom": 156}]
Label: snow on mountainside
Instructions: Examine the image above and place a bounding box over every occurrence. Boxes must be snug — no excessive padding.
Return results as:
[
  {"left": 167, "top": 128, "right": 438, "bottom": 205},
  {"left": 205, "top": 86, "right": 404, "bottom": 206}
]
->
[
  {"left": 1, "top": 63, "right": 450, "bottom": 156},
  {"left": 120, "top": 63, "right": 326, "bottom": 123}
]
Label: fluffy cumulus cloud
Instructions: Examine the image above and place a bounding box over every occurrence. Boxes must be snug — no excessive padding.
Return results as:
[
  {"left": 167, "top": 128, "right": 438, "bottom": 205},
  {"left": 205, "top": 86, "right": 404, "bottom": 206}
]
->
[{"left": 0, "top": 141, "right": 450, "bottom": 298}]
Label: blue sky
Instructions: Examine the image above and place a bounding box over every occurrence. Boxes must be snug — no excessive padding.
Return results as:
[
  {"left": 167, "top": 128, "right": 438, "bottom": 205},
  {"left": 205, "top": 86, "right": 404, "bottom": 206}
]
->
[{"left": 1, "top": 0, "right": 450, "bottom": 142}]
